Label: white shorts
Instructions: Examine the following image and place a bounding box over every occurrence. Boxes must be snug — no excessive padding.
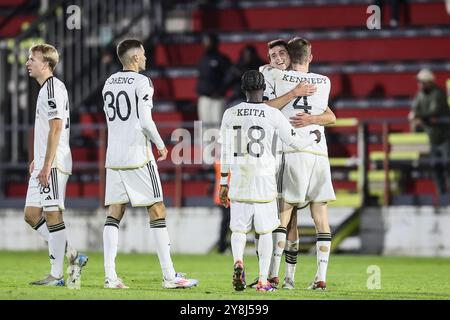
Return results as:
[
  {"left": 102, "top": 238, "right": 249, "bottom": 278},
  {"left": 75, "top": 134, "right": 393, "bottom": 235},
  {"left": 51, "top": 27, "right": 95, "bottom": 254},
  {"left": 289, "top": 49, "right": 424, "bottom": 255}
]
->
[
  {"left": 25, "top": 168, "right": 69, "bottom": 211},
  {"left": 105, "top": 161, "right": 163, "bottom": 207},
  {"left": 279, "top": 152, "right": 336, "bottom": 205},
  {"left": 230, "top": 200, "right": 280, "bottom": 234}
]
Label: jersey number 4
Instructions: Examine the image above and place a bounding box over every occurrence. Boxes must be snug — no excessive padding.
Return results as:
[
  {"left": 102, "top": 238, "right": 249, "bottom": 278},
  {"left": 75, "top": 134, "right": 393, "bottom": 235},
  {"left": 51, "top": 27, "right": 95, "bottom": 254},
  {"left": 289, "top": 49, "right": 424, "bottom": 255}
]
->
[
  {"left": 103, "top": 90, "right": 132, "bottom": 121},
  {"left": 293, "top": 96, "right": 311, "bottom": 113}
]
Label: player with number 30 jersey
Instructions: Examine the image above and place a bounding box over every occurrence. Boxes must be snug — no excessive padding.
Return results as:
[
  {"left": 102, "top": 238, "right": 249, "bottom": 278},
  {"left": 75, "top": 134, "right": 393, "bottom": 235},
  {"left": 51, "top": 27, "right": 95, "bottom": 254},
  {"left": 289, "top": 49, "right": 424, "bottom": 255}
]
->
[{"left": 102, "top": 71, "right": 164, "bottom": 169}]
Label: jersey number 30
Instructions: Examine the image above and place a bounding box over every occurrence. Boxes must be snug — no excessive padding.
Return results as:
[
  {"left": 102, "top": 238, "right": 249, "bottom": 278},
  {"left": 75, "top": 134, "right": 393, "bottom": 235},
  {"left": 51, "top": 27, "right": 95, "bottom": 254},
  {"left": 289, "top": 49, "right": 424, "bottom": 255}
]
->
[{"left": 103, "top": 90, "right": 131, "bottom": 121}]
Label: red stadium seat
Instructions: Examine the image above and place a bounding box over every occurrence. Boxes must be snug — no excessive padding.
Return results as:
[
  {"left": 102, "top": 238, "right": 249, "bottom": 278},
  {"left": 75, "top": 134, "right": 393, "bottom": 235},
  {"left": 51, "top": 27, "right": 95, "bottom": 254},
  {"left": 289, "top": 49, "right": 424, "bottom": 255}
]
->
[
  {"left": 66, "top": 182, "right": 82, "bottom": 197},
  {"left": 5, "top": 182, "right": 27, "bottom": 197},
  {"left": 406, "top": 179, "right": 437, "bottom": 195},
  {"left": 181, "top": 180, "right": 212, "bottom": 197},
  {"left": 334, "top": 108, "right": 410, "bottom": 120},
  {"left": 332, "top": 180, "right": 357, "bottom": 192},
  {"left": 0, "top": 0, "right": 26, "bottom": 5},
  {"left": 192, "top": 2, "right": 450, "bottom": 31},
  {"left": 0, "top": 15, "right": 36, "bottom": 37},
  {"left": 155, "top": 37, "right": 450, "bottom": 66},
  {"left": 80, "top": 182, "right": 100, "bottom": 197},
  {"left": 151, "top": 71, "right": 450, "bottom": 100}
]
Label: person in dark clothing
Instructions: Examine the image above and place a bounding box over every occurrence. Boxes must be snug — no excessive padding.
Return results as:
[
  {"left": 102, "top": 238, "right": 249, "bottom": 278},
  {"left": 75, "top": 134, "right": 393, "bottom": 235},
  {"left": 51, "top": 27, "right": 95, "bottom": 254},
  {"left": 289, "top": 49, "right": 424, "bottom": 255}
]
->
[
  {"left": 409, "top": 69, "right": 450, "bottom": 195},
  {"left": 196, "top": 33, "right": 231, "bottom": 128},
  {"left": 223, "top": 45, "right": 265, "bottom": 106}
]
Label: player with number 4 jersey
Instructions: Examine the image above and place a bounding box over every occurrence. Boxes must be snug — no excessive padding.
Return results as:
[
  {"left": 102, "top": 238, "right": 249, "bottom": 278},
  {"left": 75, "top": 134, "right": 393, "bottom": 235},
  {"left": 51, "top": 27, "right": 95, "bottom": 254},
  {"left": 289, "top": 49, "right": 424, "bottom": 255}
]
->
[
  {"left": 264, "top": 64, "right": 330, "bottom": 157},
  {"left": 264, "top": 38, "right": 335, "bottom": 291}
]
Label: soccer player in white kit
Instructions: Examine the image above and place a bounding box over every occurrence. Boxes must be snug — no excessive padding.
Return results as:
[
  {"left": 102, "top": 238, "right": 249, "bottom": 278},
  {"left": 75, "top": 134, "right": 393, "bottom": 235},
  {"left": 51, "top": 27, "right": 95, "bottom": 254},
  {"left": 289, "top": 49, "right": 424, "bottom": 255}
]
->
[
  {"left": 101, "top": 39, "right": 198, "bottom": 289},
  {"left": 218, "top": 70, "right": 321, "bottom": 291},
  {"left": 248, "top": 39, "right": 335, "bottom": 290},
  {"left": 264, "top": 38, "right": 336, "bottom": 290},
  {"left": 24, "top": 44, "right": 88, "bottom": 287}
]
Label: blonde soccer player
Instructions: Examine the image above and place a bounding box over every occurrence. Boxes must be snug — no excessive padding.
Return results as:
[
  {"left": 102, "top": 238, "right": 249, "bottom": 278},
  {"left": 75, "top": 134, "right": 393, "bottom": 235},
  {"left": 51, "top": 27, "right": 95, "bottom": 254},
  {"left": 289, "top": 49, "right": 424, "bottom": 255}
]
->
[{"left": 24, "top": 43, "right": 88, "bottom": 287}]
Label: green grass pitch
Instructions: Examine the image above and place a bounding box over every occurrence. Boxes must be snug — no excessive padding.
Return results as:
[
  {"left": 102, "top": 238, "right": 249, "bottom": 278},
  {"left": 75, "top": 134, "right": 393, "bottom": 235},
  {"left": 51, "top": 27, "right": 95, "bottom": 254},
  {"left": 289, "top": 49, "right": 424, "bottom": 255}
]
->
[{"left": 0, "top": 251, "right": 449, "bottom": 300}]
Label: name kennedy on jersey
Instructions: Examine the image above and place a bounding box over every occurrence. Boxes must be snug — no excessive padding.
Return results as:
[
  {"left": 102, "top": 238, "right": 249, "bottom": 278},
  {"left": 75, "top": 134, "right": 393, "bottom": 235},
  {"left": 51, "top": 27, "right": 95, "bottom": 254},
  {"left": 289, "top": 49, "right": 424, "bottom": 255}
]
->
[{"left": 282, "top": 74, "right": 328, "bottom": 85}]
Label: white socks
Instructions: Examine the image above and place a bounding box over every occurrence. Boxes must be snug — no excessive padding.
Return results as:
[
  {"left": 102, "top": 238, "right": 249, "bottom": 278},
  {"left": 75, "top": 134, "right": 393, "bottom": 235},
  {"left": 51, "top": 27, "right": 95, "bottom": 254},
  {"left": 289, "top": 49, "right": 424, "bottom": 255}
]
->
[
  {"left": 268, "top": 227, "right": 287, "bottom": 278},
  {"left": 285, "top": 239, "right": 299, "bottom": 281},
  {"left": 231, "top": 232, "right": 246, "bottom": 263},
  {"left": 103, "top": 216, "right": 120, "bottom": 280},
  {"left": 47, "top": 222, "right": 67, "bottom": 278},
  {"left": 33, "top": 216, "right": 49, "bottom": 241},
  {"left": 254, "top": 233, "right": 259, "bottom": 259},
  {"left": 150, "top": 219, "right": 176, "bottom": 281},
  {"left": 316, "top": 233, "right": 331, "bottom": 282},
  {"left": 257, "top": 233, "right": 272, "bottom": 284}
]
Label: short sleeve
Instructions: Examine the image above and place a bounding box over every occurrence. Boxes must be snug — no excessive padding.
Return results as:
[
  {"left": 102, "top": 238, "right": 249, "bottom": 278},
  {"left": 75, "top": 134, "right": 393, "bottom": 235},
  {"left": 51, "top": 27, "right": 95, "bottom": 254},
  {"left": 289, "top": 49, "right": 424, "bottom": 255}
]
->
[{"left": 47, "top": 78, "right": 65, "bottom": 120}]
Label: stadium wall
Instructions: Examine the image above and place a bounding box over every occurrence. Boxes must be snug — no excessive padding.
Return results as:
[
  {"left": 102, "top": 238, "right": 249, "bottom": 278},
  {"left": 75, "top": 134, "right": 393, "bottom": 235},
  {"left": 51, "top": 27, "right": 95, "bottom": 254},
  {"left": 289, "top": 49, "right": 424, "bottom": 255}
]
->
[
  {"left": 0, "top": 208, "right": 222, "bottom": 254},
  {"left": 1, "top": 207, "right": 450, "bottom": 256},
  {"left": 361, "top": 206, "right": 450, "bottom": 257}
]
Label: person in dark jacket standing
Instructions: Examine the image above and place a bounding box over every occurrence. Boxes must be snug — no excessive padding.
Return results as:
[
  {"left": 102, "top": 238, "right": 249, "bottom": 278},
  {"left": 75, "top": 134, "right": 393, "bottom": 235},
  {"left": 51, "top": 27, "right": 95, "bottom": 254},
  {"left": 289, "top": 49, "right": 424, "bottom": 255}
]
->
[
  {"left": 196, "top": 33, "right": 231, "bottom": 129},
  {"left": 409, "top": 69, "right": 450, "bottom": 195}
]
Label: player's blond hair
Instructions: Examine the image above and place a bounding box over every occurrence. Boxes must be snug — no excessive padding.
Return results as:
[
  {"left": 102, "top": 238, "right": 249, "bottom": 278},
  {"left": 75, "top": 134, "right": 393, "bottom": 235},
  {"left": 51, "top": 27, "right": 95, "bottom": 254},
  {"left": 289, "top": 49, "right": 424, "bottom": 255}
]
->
[
  {"left": 29, "top": 43, "right": 59, "bottom": 71},
  {"left": 287, "top": 37, "right": 311, "bottom": 65}
]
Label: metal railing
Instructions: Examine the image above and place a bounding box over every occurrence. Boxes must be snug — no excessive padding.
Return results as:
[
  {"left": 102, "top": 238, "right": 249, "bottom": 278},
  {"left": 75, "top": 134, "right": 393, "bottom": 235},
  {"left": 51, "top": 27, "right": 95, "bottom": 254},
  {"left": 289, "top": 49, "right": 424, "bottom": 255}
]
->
[
  {"left": 0, "top": 115, "right": 447, "bottom": 208},
  {"left": 365, "top": 117, "right": 450, "bottom": 206},
  {"left": 1, "top": 0, "right": 154, "bottom": 165}
]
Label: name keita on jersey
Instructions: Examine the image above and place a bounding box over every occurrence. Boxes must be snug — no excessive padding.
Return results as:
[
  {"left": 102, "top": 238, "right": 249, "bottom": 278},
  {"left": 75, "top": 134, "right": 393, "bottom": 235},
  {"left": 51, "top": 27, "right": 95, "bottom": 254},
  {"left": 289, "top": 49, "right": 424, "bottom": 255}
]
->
[{"left": 236, "top": 108, "right": 266, "bottom": 117}]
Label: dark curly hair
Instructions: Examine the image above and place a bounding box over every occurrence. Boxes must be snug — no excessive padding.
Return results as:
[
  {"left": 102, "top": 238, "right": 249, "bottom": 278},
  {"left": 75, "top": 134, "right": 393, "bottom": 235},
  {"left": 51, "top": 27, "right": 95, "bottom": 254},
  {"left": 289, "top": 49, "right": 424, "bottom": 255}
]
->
[{"left": 241, "top": 70, "right": 266, "bottom": 92}]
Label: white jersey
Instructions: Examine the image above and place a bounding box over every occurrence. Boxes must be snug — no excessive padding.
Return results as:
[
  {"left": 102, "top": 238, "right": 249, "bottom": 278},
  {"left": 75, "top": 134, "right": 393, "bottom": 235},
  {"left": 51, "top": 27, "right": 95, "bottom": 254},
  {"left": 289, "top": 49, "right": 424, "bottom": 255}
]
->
[
  {"left": 33, "top": 76, "right": 71, "bottom": 174},
  {"left": 263, "top": 67, "right": 331, "bottom": 156},
  {"left": 102, "top": 70, "right": 165, "bottom": 169},
  {"left": 220, "top": 102, "right": 317, "bottom": 202},
  {"left": 259, "top": 64, "right": 277, "bottom": 101}
]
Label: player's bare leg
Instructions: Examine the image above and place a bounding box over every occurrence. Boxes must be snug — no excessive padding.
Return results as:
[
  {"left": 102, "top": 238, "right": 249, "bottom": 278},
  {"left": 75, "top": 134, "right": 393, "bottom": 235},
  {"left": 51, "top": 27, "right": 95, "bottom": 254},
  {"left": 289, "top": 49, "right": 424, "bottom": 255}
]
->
[
  {"left": 268, "top": 200, "right": 294, "bottom": 287},
  {"left": 308, "top": 202, "right": 331, "bottom": 290},
  {"left": 148, "top": 202, "right": 198, "bottom": 289},
  {"left": 283, "top": 209, "right": 299, "bottom": 289},
  {"left": 25, "top": 205, "right": 81, "bottom": 258},
  {"left": 103, "top": 204, "right": 128, "bottom": 288},
  {"left": 25, "top": 206, "right": 49, "bottom": 241}
]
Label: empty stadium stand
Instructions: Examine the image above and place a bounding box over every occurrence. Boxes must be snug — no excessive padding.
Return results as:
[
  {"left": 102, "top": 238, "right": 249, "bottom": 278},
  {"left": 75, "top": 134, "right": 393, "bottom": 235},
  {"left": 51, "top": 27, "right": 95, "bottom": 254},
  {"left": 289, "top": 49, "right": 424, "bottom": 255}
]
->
[{"left": 1, "top": 0, "right": 449, "bottom": 211}]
